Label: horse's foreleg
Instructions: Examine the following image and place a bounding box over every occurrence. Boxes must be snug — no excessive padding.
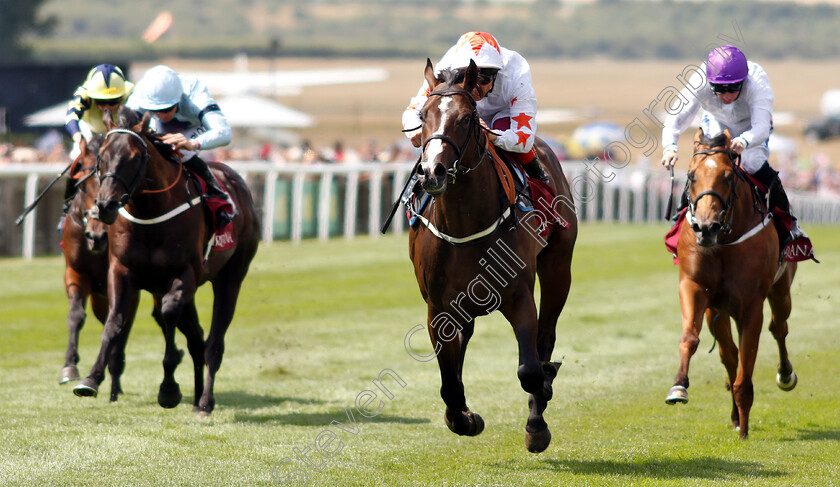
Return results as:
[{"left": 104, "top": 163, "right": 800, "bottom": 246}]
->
[
  {"left": 709, "top": 310, "right": 739, "bottom": 429},
  {"left": 732, "top": 304, "right": 763, "bottom": 440},
  {"left": 157, "top": 276, "right": 196, "bottom": 409},
  {"left": 106, "top": 292, "right": 140, "bottom": 402},
  {"left": 666, "top": 280, "right": 708, "bottom": 405},
  {"left": 74, "top": 267, "right": 134, "bottom": 398},
  {"left": 429, "top": 308, "right": 483, "bottom": 438},
  {"left": 61, "top": 272, "right": 89, "bottom": 384},
  {"left": 768, "top": 265, "right": 797, "bottom": 391}
]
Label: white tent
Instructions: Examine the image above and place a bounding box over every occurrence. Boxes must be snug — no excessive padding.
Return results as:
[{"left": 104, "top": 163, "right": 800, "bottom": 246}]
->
[{"left": 24, "top": 95, "right": 314, "bottom": 129}]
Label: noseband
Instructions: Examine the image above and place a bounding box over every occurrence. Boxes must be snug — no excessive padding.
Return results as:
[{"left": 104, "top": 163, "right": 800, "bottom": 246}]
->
[
  {"left": 98, "top": 128, "right": 151, "bottom": 206},
  {"left": 686, "top": 148, "right": 740, "bottom": 233},
  {"left": 422, "top": 88, "right": 487, "bottom": 182}
]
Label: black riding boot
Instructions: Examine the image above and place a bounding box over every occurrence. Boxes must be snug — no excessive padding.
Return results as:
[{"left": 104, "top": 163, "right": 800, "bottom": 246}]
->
[
  {"left": 753, "top": 162, "right": 802, "bottom": 246},
  {"left": 184, "top": 155, "right": 236, "bottom": 227},
  {"left": 523, "top": 155, "right": 549, "bottom": 184}
]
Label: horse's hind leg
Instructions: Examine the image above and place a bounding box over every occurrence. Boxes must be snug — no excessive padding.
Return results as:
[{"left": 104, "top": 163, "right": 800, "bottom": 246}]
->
[
  {"left": 708, "top": 309, "right": 740, "bottom": 429},
  {"left": 768, "top": 263, "right": 797, "bottom": 391},
  {"left": 175, "top": 300, "right": 205, "bottom": 411},
  {"left": 519, "top": 241, "right": 573, "bottom": 453},
  {"left": 197, "top": 277, "right": 242, "bottom": 416}
]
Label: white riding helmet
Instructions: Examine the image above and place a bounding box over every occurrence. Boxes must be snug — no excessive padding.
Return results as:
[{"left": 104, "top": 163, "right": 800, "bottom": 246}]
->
[
  {"left": 452, "top": 32, "right": 504, "bottom": 70},
  {"left": 133, "top": 65, "right": 183, "bottom": 110}
]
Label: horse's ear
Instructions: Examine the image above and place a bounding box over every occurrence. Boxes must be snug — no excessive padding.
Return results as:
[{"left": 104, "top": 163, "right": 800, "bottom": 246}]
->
[
  {"left": 103, "top": 109, "right": 116, "bottom": 131},
  {"left": 138, "top": 111, "right": 152, "bottom": 134},
  {"left": 692, "top": 128, "right": 703, "bottom": 149},
  {"left": 464, "top": 60, "right": 479, "bottom": 91},
  {"left": 424, "top": 58, "right": 438, "bottom": 90},
  {"left": 722, "top": 128, "right": 732, "bottom": 145}
]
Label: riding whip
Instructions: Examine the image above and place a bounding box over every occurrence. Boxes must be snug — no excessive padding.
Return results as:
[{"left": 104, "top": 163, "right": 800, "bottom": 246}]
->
[
  {"left": 15, "top": 163, "right": 72, "bottom": 226},
  {"left": 380, "top": 158, "right": 420, "bottom": 234},
  {"left": 663, "top": 165, "right": 675, "bottom": 221}
]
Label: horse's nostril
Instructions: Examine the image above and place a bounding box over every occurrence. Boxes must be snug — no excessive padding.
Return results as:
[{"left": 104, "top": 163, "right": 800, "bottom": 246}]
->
[
  {"left": 691, "top": 223, "right": 701, "bottom": 233},
  {"left": 709, "top": 222, "right": 722, "bottom": 233},
  {"left": 433, "top": 164, "right": 446, "bottom": 179}
]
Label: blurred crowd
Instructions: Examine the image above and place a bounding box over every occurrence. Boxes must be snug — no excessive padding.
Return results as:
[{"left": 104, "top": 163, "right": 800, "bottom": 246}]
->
[{"left": 3, "top": 129, "right": 840, "bottom": 198}]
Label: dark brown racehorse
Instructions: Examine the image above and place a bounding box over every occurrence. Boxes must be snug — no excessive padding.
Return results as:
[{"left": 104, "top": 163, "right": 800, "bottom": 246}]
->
[
  {"left": 409, "top": 60, "right": 578, "bottom": 453},
  {"left": 59, "top": 134, "right": 137, "bottom": 401},
  {"left": 73, "top": 109, "right": 259, "bottom": 415},
  {"left": 665, "top": 128, "right": 798, "bottom": 439},
  {"left": 61, "top": 134, "right": 202, "bottom": 402}
]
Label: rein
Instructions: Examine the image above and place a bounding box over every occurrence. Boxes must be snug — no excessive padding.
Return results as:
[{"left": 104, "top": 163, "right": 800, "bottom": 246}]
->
[
  {"left": 100, "top": 128, "right": 198, "bottom": 225},
  {"left": 411, "top": 86, "right": 516, "bottom": 245},
  {"left": 685, "top": 147, "right": 769, "bottom": 245}
]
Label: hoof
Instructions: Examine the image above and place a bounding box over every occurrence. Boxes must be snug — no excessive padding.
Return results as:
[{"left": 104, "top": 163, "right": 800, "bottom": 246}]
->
[
  {"left": 525, "top": 427, "right": 552, "bottom": 453},
  {"left": 73, "top": 378, "right": 99, "bottom": 397},
  {"left": 665, "top": 385, "right": 688, "bottom": 405},
  {"left": 444, "top": 409, "right": 485, "bottom": 436},
  {"left": 197, "top": 410, "right": 212, "bottom": 419},
  {"left": 776, "top": 370, "right": 798, "bottom": 391},
  {"left": 157, "top": 383, "right": 182, "bottom": 409},
  {"left": 59, "top": 366, "right": 81, "bottom": 384}
]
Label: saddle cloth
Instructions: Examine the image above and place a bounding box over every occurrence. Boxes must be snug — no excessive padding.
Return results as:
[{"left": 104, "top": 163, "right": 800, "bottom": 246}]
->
[{"left": 189, "top": 168, "right": 236, "bottom": 252}]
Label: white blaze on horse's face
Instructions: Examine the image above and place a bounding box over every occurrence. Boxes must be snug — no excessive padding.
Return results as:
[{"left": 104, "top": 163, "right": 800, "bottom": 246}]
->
[
  {"left": 421, "top": 96, "right": 453, "bottom": 174},
  {"left": 704, "top": 158, "right": 718, "bottom": 170}
]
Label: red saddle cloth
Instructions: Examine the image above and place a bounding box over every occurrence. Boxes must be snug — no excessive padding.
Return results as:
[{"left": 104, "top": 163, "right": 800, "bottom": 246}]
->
[
  {"left": 192, "top": 170, "right": 236, "bottom": 252},
  {"left": 523, "top": 174, "right": 571, "bottom": 238},
  {"left": 664, "top": 207, "right": 816, "bottom": 265}
]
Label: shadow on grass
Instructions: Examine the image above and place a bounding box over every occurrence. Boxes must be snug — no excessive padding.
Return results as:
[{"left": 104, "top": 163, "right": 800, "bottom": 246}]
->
[
  {"left": 214, "top": 390, "right": 326, "bottom": 409},
  {"left": 782, "top": 428, "right": 840, "bottom": 442},
  {"left": 492, "top": 457, "right": 786, "bottom": 480},
  {"left": 233, "top": 408, "right": 431, "bottom": 426}
]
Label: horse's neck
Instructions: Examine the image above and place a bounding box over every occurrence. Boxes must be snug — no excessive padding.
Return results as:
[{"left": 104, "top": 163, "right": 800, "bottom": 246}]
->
[
  {"left": 730, "top": 175, "right": 764, "bottom": 236},
  {"left": 432, "top": 148, "right": 503, "bottom": 235},
  {"left": 130, "top": 156, "right": 186, "bottom": 213}
]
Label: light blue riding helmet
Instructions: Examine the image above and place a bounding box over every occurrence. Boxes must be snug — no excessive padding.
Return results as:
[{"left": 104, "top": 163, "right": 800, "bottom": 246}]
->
[{"left": 133, "top": 65, "right": 183, "bottom": 110}]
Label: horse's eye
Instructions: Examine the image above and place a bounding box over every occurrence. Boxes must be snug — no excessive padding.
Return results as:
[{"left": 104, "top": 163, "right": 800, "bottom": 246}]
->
[
  {"left": 687, "top": 170, "right": 696, "bottom": 182},
  {"left": 418, "top": 111, "right": 425, "bottom": 123}
]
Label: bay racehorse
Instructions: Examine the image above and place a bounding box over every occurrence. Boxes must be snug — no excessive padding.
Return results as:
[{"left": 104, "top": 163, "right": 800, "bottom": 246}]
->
[
  {"left": 665, "top": 128, "right": 798, "bottom": 439},
  {"left": 408, "top": 60, "right": 578, "bottom": 453},
  {"left": 61, "top": 133, "right": 202, "bottom": 403},
  {"left": 73, "top": 109, "right": 259, "bottom": 416}
]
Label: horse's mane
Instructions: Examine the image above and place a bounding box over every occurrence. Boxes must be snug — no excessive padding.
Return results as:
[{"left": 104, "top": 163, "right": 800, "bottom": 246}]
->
[
  {"left": 437, "top": 68, "right": 466, "bottom": 88},
  {"left": 698, "top": 131, "right": 729, "bottom": 150},
  {"left": 115, "top": 107, "right": 179, "bottom": 162},
  {"left": 87, "top": 133, "right": 104, "bottom": 155}
]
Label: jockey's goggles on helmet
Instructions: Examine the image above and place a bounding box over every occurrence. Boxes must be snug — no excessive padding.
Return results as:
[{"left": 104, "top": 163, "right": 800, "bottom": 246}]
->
[
  {"left": 710, "top": 81, "right": 743, "bottom": 94},
  {"left": 94, "top": 98, "right": 121, "bottom": 106},
  {"left": 478, "top": 68, "right": 499, "bottom": 85}
]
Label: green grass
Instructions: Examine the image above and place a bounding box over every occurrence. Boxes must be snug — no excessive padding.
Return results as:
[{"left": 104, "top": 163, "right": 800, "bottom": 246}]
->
[{"left": 0, "top": 223, "right": 838, "bottom": 486}]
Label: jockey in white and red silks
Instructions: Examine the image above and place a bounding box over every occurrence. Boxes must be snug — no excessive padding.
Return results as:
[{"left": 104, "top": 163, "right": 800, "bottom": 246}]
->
[{"left": 403, "top": 31, "right": 548, "bottom": 183}]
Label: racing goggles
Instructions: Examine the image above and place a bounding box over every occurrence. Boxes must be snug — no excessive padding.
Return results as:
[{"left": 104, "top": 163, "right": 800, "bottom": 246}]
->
[{"left": 710, "top": 81, "right": 743, "bottom": 94}]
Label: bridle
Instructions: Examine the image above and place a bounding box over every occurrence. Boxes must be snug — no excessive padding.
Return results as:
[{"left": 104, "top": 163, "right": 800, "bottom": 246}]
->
[
  {"left": 685, "top": 148, "right": 743, "bottom": 235},
  {"left": 421, "top": 87, "right": 489, "bottom": 183},
  {"left": 98, "top": 128, "right": 151, "bottom": 207}
]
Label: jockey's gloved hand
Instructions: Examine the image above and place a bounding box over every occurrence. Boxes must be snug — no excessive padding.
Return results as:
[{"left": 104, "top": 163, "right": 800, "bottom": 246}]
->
[{"left": 661, "top": 145, "right": 678, "bottom": 167}]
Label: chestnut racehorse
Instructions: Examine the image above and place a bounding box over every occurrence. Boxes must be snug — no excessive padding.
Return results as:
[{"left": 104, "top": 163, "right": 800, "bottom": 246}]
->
[
  {"left": 408, "top": 60, "right": 578, "bottom": 453},
  {"left": 665, "top": 128, "right": 798, "bottom": 439},
  {"left": 59, "top": 134, "right": 137, "bottom": 401},
  {"left": 73, "top": 109, "right": 259, "bottom": 415}
]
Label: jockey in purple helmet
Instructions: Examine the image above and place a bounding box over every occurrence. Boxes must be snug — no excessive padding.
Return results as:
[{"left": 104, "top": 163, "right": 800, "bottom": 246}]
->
[{"left": 660, "top": 45, "right": 804, "bottom": 246}]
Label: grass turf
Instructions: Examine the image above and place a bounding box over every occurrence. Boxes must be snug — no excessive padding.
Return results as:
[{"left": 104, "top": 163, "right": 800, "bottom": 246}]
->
[{"left": 0, "top": 223, "right": 837, "bottom": 486}]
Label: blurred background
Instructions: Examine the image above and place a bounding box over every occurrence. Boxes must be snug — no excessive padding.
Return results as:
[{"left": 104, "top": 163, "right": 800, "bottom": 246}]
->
[{"left": 3, "top": 0, "right": 840, "bottom": 254}]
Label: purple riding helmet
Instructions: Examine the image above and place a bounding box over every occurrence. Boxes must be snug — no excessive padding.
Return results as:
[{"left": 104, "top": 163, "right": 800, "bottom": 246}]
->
[{"left": 706, "top": 45, "right": 748, "bottom": 92}]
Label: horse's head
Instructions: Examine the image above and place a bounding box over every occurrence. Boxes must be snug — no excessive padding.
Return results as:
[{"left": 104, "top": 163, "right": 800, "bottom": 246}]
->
[
  {"left": 686, "top": 128, "right": 738, "bottom": 247},
  {"left": 94, "top": 108, "right": 151, "bottom": 224},
  {"left": 73, "top": 134, "right": 109, "bottom": 253},
  {"left": 416, "top": 59, "right": 483, "bottom": 196}
]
